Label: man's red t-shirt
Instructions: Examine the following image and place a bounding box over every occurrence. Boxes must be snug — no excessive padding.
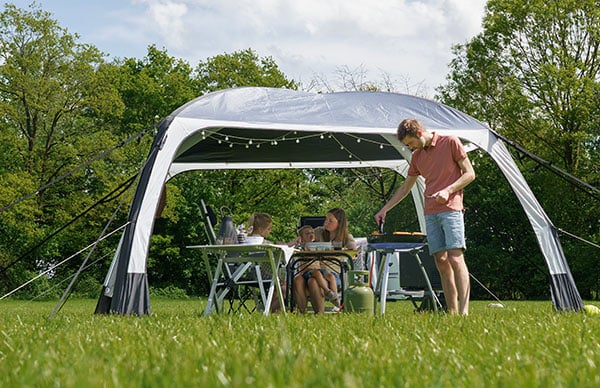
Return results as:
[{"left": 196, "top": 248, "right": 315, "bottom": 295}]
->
[{"left": 407, "top": 132, "right": 468, "bottom": 215}]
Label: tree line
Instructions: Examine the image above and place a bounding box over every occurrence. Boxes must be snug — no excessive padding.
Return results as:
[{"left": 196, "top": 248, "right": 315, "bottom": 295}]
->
[{"left": 0, "top": 1, "right": 598, "bottom": 301}]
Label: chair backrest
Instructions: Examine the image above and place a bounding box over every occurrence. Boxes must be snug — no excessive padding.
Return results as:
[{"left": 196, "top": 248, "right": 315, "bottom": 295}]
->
[
  {"left": 200, "top": 199, "right": 217, "bottom": 244},
  {"left": 299, "top": 216, "right": 326, "bottom": 228}
]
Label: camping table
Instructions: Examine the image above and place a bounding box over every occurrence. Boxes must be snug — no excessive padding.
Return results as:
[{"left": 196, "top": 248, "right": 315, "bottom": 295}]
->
[
  {"left": 286, "top": 250, "right": 357, "bottom": 311},
  {"left": 366, "top": 242, "right": 441, "bottom": 314},
  {"left": 187, "top": 244, "right": 294, "bottom": 316}
]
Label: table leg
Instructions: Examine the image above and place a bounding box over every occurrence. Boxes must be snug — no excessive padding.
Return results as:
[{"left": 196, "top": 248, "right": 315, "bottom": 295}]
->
[
  {"left": 273, "top": 262, "right": 286, "bottom": 314},
  {"left": 377, "top": 252, "right": 392, "bottom": 315},
  {"left": 264, "top": 252, "right": 285, "bottom": 315},
  {"left": 255, "top": 264, "right": 268, "bottom": 313},
  {"left": 204, "top": 258, "right": 223, "bottom": 316}
]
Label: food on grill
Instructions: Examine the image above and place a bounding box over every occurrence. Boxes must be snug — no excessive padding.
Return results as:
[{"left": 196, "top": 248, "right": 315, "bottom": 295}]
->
[{"left": 367, "top": 231, "right": 426, "bottom": 243}]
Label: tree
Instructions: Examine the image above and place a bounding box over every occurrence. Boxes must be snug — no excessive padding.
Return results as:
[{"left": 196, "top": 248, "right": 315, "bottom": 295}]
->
[
  {"left": 115, "top": 45, "right": 199, "bottom": 133},
  {"left": 0, "top": 3, "right": 125, "bottom": 294},
  {"left": 438, "top": 0, "right": 600, "bottom": 177},
  {"left": 304, "top": 64, "right": 430, "bottom": 97},
  {"left": 195, "top": 48, "right": 297, "bottom": 93},
  {"left": 437, "top": 0, "right": 600, "bottom": 299}
]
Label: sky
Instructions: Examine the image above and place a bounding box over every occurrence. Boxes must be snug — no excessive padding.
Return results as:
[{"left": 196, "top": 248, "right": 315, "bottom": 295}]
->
[{"left": 12, "top": 0, "right": 487, "bottom": 95}]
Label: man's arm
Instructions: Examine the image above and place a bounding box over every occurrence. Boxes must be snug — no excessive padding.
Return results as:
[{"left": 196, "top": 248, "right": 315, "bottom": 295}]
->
[
  {"left": 431, "top": 156, "right": 476, "bottom": 204},
  {"left": 374, "top": 175, "right": 419, "bottom": 224}
]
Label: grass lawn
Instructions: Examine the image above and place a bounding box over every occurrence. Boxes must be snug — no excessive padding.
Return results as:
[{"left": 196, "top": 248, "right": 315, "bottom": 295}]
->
[{"left": 1, "top": 298, "right": 599, "bottom": 387}]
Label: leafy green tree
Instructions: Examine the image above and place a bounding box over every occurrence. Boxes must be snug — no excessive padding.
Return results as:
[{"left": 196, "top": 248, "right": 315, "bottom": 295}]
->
[
  {"left": 439, "top": 0, "right": 599, "bottom": 176},
  {"left": 195, "top": 48, "right": 297, "bottom": 93},
  {"left": 437, "top": 0, "right": 600, "bottom": 299},
  {"left": 115, "top": 45, "right": 199, "bottom": 133},
  {"left": 0, "top": 3, "right": 125, "bottom": 295}
]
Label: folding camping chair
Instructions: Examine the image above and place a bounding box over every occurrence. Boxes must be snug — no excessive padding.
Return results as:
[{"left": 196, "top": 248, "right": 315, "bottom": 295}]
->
[
  {"left": 287, "top": 252, "right": 353, "bottom": 312},
  {"left": 299, "top": 216, "right": 326, "bottom": 229},
  {"left": 199, "top": 199, "right": 217, "bottom": 244},
  {"left": 214, "top": 260, "right": 270, "bottom": 314},
  {"left": 286, "top": 215, "right": 356, "bottom": 312}
]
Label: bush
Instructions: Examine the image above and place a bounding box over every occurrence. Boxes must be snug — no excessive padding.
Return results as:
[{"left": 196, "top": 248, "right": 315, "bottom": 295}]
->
[
  {"left": 150, "top": 285, "right": 189, "bottom": 299},
  {"left": 72, "top": 276, "right": 102, "bottom": 298}
]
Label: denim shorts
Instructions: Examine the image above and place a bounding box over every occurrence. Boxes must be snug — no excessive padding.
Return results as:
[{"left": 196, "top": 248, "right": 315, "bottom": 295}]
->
[{"left": 425, "top": 210, "right": 466, "bottom": 255}]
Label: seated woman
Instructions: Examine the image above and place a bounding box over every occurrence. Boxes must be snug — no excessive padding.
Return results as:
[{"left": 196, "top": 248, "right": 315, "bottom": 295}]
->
[{"left": 293, "top": 208, "right": 356, "bottom": 314}]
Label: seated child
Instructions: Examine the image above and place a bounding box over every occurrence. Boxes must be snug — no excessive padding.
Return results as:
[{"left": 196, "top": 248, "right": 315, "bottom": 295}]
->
[{"left": 293, "top": 225, "right": 341, "bottom": 309}]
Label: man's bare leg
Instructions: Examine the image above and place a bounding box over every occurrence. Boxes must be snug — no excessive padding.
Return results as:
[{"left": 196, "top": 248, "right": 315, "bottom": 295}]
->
[
  {"left": 448, "top": 248, "right": 470, "bottom": 315},
  {"left": 434, "top": 250, "right": 458, "bottom": 313}
]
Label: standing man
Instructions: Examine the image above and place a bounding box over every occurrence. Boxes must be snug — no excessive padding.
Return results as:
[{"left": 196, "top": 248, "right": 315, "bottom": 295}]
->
[{"left": 374, "top": 119, "right": 475, "bottom": 315}]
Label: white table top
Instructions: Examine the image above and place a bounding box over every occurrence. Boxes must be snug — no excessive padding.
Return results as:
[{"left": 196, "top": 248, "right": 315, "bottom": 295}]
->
[{"left": 187, "top": 243, "right": 296, "bottom": 265}]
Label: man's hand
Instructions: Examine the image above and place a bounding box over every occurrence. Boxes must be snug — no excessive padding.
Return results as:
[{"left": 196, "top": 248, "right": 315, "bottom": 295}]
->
[
  {"left": 430, "top": 189, "right": 450, "bottom": 204},
  {"left": 374, "top": 209, "right": 386, "bottom": 226}
]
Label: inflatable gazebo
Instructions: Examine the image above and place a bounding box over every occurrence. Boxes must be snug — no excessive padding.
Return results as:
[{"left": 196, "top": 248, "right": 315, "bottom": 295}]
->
[{"left": 95, "top": 87, "right": 583, "bottom": 315}]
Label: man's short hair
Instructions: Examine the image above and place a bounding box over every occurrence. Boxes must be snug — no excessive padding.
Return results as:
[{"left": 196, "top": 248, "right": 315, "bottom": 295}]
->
[{"left": 397, "top": 119, "right": 425, "bottom": 141}]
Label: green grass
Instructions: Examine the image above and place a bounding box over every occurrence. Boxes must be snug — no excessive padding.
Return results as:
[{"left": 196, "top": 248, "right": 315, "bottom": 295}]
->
[{"left": 1, "top": 298, "right": 599, "bottom": 387}]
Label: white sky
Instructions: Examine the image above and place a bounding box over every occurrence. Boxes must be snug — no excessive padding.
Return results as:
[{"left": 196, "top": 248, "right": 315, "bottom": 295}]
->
[{"left": 12, "top": 0, "right": 487, "bottom": 96}]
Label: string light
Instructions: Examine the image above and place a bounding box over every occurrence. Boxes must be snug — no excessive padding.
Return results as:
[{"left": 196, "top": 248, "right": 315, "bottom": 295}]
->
[{"left": 196, "top": 128, "right": 394, "bottom": 165}]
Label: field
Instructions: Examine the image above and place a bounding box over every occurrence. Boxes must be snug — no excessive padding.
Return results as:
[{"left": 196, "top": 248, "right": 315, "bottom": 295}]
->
[{"left": 1, "top": 298, "right": 599, "bottom": 387}]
